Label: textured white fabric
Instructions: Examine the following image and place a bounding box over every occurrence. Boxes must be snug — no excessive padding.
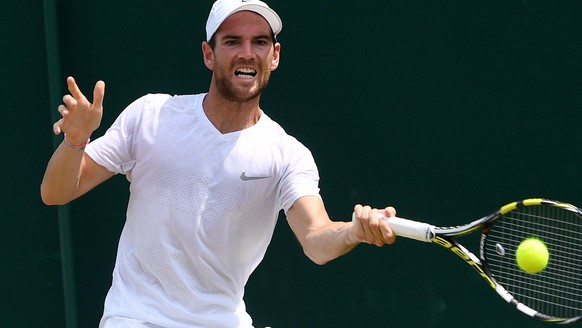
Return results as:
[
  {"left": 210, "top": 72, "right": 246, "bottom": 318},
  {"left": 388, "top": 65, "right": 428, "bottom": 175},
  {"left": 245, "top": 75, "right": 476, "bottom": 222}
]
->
[
  {"left": 86, "top": 93, "right": 320, "bottom": 328},
  {"left": 101, "top": 316, "right": 164, "bottom": 328}
]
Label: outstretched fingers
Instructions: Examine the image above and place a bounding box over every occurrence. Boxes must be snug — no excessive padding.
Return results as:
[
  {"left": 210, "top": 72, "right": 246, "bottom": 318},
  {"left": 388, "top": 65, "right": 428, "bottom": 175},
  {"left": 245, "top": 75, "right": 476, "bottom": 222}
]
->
[
  {"left": 93, "top": 80, "right": 105, "bottom": 109},
  {"left": 53, "top": 77, "right": 106, "bottom": 140},
  {"left": 66, "top": 76, "right": 105, "bottom": 109},
  {"left": 67, "top": 76, "right": 86, "bottom": 101}
]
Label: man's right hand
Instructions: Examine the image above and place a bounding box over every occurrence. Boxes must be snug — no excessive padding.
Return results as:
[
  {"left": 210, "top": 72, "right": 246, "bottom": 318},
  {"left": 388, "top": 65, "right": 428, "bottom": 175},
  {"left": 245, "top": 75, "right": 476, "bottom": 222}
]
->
[{"left": 53, "top": 76, "right": 105, "bottom": 144}]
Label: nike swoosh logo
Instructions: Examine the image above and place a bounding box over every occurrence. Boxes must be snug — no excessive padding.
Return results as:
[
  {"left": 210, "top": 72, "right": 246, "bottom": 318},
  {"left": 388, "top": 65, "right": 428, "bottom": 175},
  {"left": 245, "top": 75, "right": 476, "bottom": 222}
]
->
[{"left": 240, "top": 172, "right": 271, "bottom": 181}]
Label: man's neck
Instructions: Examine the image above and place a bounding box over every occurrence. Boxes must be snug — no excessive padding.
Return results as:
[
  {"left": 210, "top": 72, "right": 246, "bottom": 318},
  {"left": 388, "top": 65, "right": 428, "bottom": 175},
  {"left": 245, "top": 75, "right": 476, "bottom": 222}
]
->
[{"left": 202, "top": 92, "right": 262, "bottom": 134}]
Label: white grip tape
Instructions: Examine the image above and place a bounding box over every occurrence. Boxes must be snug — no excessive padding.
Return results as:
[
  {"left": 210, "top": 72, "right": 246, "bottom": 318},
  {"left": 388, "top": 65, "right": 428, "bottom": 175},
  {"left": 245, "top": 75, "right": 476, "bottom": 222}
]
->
[
  {"left": 353, "top": 213, "right": 435, "bottom": 242},
  {"left": 383, "top": 216, "right": 435, "bottom": 242}
]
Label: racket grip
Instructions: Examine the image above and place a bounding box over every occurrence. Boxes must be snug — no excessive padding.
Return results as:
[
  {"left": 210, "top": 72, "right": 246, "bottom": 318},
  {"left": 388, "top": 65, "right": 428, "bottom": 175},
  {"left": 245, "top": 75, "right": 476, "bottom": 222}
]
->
[
  {"left": 352, "top": 213, "right": 436, "bottom": 242},
  {"left": 382, "top": 216, "right": 436, "bottom": 242}
]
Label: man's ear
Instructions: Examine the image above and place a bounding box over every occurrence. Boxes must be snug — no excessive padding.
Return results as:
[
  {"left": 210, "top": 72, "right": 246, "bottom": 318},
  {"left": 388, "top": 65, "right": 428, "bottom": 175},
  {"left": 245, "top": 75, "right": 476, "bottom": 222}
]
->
[
  {"left": 202, "top": 41, "right": 214, "bottom": 70},
  {"left": 271, "top": 42, "right": 281, "bottom": 71}
]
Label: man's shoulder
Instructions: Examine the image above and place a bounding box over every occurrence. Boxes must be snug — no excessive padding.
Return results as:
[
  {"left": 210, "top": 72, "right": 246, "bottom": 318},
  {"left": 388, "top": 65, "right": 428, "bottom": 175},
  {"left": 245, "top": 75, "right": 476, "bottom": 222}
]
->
[
  {"left": 143, "top": 93, "right": 203, "bottom": 104},
  {"left": 138, "top": 93, "right": 205, "bottom": 113}
]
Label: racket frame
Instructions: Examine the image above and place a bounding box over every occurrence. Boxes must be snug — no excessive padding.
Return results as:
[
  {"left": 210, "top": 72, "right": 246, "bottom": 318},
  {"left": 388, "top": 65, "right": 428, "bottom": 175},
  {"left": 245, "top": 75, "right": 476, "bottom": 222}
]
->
[{"left": 378, "top": 198, "right": 582, "bottom": 324}]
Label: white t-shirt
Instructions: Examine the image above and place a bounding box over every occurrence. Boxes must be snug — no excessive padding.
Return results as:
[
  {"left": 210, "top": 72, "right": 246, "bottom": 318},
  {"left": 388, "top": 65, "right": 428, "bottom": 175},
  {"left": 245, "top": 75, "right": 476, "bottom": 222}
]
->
[{"left": 85, "top": 93, "right": 320, "bottom": 328}]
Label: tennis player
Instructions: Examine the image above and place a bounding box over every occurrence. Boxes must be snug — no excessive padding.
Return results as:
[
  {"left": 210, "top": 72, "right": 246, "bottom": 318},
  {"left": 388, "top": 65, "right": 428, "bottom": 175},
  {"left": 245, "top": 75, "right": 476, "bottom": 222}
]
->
[{"left": 41, "top": 0, "right": 397, "bottom": 327}]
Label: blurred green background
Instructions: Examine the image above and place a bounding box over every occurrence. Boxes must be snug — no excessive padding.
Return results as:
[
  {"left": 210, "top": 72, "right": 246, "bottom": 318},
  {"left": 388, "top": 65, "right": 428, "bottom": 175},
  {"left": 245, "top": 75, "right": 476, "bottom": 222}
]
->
[{"left": 3, "top": 0, "right": 581, "bottom": 327}]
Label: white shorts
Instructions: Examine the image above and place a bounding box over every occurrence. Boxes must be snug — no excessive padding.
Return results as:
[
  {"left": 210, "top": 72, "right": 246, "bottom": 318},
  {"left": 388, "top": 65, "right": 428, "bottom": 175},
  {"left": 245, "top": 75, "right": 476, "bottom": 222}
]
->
[{"left": 100, "top": 317, "right": 165, "bottom": 328}]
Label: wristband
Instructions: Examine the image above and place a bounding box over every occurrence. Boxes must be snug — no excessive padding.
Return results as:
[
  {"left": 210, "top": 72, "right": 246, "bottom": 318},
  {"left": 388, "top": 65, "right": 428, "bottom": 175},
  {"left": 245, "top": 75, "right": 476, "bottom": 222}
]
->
[{"left": 63, "top": 134, "right": 90, "bottom": 151}]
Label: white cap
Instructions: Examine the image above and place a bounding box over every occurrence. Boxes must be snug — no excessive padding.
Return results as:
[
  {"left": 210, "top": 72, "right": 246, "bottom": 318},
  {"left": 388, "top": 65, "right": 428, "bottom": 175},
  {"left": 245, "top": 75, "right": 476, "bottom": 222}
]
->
[{"left": 205, "top": 0, "right": 282, "bottom": 42}]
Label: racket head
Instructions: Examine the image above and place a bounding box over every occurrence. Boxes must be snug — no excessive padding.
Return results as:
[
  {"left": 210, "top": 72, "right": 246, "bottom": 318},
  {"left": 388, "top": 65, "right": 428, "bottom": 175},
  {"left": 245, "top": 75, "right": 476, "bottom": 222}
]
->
[{"left": 480, "top": 199, "right": 582, "bottom": 323}]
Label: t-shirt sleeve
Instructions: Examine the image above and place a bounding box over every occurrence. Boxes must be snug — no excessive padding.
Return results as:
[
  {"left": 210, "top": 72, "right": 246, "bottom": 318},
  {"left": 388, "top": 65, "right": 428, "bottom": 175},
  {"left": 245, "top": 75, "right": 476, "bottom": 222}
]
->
[
  {"left": 85, "top": 94, "right": 164, "bottom": 177},
  {"left": 279, "top": 141, "right": 321, "bottom": 213}
]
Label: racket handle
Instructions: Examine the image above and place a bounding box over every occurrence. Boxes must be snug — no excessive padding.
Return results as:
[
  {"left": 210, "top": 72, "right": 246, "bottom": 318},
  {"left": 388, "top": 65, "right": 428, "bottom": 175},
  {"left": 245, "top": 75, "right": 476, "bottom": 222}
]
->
[
  {"left": 352, "top": 213, "right": 435, "bottom": 242},
  {"left": 383, "top": 216, "right": 436, "bottom": 242}
]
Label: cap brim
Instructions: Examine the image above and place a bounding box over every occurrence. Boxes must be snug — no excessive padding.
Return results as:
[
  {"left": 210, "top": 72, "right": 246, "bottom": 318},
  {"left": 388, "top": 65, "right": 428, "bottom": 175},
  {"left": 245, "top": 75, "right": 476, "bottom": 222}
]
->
[{"left": 207, "top": 3, "right": 282, "bottom": 41}]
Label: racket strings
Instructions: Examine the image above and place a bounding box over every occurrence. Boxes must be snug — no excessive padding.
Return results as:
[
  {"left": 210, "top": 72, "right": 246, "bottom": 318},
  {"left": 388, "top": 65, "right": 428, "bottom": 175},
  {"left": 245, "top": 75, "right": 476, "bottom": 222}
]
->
[
  {"left": 483, "top": 203, "right": 582, "bottom": 319},
  {"left": 488, "top": 222, "right": 582, "bottom": 280}
]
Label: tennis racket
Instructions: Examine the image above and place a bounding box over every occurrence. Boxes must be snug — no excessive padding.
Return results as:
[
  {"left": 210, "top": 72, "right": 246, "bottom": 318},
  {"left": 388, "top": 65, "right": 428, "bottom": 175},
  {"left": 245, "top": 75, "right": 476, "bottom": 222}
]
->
[{"left": 355, "top": 198, "right": 582, "bottom": 324}]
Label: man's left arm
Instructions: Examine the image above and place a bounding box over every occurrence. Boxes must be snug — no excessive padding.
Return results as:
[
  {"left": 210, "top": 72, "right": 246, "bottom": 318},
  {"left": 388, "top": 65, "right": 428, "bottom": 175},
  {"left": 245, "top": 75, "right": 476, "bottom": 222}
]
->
[{"left": 286, "top": 196, "right": 396, "bottom": 265}]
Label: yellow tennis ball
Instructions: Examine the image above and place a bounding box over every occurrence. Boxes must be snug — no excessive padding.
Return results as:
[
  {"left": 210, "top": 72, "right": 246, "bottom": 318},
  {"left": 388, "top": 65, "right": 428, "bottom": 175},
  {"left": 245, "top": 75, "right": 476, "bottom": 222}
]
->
[{"left": 515, "top": 238, "right": 549, "bottom": 274}]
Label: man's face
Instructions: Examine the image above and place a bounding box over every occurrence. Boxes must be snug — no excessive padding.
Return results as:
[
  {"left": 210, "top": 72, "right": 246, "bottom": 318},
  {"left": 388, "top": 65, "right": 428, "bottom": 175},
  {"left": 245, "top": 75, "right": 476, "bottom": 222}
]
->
[{"left": 205, "top": 11, "right": 281, "bottom": 102}]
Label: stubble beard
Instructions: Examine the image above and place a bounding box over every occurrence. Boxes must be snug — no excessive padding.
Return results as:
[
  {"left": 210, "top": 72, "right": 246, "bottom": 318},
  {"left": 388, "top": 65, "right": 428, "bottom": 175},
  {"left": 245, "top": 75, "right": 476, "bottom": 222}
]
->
[{"left": 214, "top": 62, "right": 272, "bottom": 103}]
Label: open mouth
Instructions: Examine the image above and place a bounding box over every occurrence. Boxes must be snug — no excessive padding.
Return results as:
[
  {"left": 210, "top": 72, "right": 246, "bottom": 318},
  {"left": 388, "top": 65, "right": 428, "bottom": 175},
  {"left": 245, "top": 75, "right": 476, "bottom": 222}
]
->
[{"left": 235, "top": 67, "right": 257, "bottom": 79}]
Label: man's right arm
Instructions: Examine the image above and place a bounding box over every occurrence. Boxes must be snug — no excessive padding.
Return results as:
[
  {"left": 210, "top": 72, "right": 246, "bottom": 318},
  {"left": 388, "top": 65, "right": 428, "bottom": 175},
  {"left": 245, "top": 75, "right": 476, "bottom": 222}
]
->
[
  {"left": 41, "top": 77, "right": 112, "bottom": 205},
  {"left": 41, "top": 142, "right": 114, "bottom": 205}
]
